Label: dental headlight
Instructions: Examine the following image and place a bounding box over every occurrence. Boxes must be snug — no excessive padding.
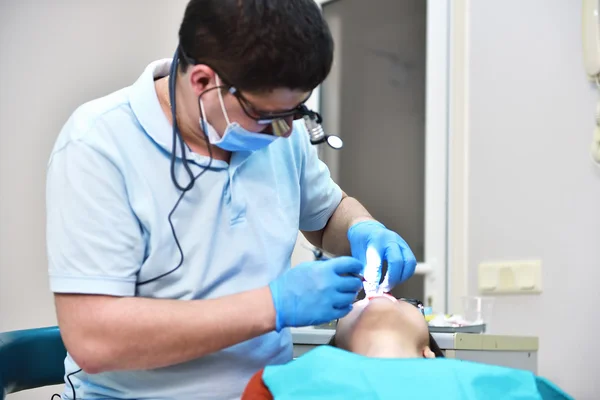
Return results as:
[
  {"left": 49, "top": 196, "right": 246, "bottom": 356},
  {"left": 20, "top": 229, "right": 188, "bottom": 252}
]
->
[{"left": 296, "top": 105, "right": 343, "bottom": 150}]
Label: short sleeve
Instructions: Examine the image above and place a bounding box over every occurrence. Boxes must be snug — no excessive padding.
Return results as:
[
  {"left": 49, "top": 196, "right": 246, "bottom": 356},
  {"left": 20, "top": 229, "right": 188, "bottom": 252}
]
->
[
  {"left": 46, "top": 140, "right": 145, "bottom": 296},
  {"left": 296, "top": 124, "right": 343, "bottom": 232}
]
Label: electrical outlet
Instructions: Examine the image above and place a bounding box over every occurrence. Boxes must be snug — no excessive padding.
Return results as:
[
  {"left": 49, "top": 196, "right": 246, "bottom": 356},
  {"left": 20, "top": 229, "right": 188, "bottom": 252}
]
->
[{"left": 478, "top": 260, "right": 542, "bottom": 294}]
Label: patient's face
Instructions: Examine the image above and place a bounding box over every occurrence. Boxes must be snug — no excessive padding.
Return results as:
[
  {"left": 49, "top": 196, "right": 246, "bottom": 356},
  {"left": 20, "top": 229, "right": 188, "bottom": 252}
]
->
[{"left": 334, "top": 294, "right": 432, "bottom": 358}]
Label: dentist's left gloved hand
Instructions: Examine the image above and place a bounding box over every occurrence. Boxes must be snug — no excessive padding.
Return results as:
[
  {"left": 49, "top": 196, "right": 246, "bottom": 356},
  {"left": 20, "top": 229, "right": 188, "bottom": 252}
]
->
[{"left": 347, "top": 220, "right": 417, "bottom": 293}]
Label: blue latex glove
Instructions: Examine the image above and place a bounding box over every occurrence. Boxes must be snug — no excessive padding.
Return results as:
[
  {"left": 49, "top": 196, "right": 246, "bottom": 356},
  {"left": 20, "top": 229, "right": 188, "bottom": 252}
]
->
[
  {"left": 269, "top": 256, "right": 364, "bottom": 332},
  {"left": 347, "top": 220, "right": 417, "bottom": 294}
]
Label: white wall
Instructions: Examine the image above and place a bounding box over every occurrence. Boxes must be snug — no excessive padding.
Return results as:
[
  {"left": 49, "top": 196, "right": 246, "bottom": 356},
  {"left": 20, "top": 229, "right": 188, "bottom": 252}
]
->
[
  {"left": 0, "top": 1, "right": 188, "bottom": 398},
  {"left": 0, "top": 0, "right": 321, "bottom": 327},
  {"left": 4, "top": 0, "right": 597, "bottom": 398},
  {"left": 466, "top": 1, "right": 600, "bottom": 398}
]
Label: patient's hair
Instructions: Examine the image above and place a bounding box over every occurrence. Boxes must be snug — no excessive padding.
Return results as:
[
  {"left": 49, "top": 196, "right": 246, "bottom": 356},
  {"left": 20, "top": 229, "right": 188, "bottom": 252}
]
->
[{"left": 328, "top": 332, "right": 445, "bottom": 358}]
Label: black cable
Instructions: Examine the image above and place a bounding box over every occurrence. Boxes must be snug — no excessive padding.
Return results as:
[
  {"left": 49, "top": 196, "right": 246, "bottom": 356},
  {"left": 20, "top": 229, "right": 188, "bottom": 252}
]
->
[
  {"left": 51, "top": 368, "right": 81, "bottom": 400},
  {"left": 137, "top": 48, "right": 214, "bottom": 286},
  {"left": 51, "top": 49, "right": 216, "bottom": 400},
  {"left": 168, "top": 52, "right": 195, "bottom": 193},
  {"left": 67, "top": 369, "right": 82, "bottom": 399}
]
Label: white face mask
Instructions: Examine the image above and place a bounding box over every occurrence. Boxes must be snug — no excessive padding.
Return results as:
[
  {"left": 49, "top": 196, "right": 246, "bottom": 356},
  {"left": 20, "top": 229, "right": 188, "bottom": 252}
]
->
[{"left": 199, "top": 76, "right": 279, "bottom": 152}]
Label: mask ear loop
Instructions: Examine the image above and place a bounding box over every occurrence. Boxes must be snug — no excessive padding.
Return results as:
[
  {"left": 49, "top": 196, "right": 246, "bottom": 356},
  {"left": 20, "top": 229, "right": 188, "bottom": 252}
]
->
[
  {"left": 215, "top": 75, "right": 232, "bottom": 126},
  {"left": 199, "top": 97, "right": 209, "bottom": 127}
]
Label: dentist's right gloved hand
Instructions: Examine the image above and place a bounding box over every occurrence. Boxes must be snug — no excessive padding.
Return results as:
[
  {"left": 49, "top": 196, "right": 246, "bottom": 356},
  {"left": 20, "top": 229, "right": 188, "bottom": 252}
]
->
[{"left": 269, "top": 256, "right": 363, "bottom": 332}]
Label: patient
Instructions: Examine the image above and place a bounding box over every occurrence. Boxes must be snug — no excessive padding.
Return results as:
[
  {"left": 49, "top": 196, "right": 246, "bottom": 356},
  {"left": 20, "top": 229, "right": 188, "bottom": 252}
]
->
[
  {"left": 241, "top": 295, "right": 572, "bottom": 400},
  {"left": 241, "top": 293, "right": 442, "bottom": 399},
  {"left": 328, "top": 293, "right": 444, "bottom": 359}
]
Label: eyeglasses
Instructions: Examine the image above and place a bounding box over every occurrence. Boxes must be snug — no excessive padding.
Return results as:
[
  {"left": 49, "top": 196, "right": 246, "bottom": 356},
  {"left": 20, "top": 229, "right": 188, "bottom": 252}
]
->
[
  {"left": 227, "top": 87, "right": 313, "bottom": 125},
  {"left": 178, "top": 46, "right": 342, "bottom": 147},
  {"left": 400, "top": 298, "right": 425, "bottom": 315},
  {"left": 179, "top": 46, "right": 312, "bottom": 123}
]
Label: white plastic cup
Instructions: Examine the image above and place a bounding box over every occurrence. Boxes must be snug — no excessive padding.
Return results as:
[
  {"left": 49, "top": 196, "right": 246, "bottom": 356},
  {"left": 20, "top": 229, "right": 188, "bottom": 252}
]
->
[{"left": 461, "top": 296, "right": 495, "bottom": 333}]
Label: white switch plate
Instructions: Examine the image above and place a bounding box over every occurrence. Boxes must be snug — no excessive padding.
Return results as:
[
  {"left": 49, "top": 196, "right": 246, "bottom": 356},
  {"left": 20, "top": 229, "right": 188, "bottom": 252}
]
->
[{"left": 478, "top": 260, "right": 542, "bottom": 294}]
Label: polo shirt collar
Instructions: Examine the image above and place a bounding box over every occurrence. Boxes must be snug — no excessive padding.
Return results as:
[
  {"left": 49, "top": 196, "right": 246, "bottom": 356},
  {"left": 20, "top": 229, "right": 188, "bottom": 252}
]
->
[
  {"left": 129, "top": 59, "right": 228, "bottom": 168},
  {"left": 129, "top": 59, "right": 177, "bottom": 154}
]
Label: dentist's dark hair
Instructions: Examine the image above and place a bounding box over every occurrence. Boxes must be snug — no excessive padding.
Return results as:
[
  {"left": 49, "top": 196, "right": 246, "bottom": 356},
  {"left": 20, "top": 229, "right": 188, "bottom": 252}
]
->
[{"left": 177, "top": 0, "right": 334, "bottom": 93}]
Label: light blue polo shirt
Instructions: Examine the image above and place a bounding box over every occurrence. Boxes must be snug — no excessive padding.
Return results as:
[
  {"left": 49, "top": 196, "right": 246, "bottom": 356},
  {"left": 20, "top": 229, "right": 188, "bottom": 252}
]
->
[{"left": 46, "top": 59, "right": 342, "bottom": 400}]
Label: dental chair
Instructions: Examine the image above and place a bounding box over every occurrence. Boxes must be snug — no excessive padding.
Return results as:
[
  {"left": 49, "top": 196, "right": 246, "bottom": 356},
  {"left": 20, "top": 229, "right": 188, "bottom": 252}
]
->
[{"left": 0, "top": 326, "right": 66, "bottom": 400}]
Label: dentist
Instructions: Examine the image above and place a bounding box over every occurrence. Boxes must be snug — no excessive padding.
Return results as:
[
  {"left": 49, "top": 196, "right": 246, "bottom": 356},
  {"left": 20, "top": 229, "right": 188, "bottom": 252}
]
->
[{"left": 46, "top": 0, "right": 417, "bottom": 399}]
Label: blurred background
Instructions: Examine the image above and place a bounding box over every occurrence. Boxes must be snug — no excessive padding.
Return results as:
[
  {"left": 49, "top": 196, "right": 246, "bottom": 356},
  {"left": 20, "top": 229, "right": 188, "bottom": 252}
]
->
[{"left": 1, "top": 0, "right": 599, "bottom": 398}]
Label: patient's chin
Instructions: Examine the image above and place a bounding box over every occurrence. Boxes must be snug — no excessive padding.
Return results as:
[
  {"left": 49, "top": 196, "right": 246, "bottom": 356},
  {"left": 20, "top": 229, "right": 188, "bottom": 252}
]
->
[{"left": 367, "top": 293, "right": 397, "bottom": 302}]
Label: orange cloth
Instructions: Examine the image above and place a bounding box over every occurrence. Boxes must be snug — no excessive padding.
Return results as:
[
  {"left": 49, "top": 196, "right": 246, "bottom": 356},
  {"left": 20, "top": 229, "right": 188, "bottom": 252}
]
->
[{"left": 241, "top": 369, "right": 274, "bottom": 400}]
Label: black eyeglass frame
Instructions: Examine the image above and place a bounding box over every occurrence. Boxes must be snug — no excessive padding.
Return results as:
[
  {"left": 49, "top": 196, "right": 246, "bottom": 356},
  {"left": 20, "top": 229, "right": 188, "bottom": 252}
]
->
[
  {"left": 399, "top": 298, "right": 425, "bottom": 315},
  {"left": 178, "top": 46, "right": 316, "bottom": 124}
]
